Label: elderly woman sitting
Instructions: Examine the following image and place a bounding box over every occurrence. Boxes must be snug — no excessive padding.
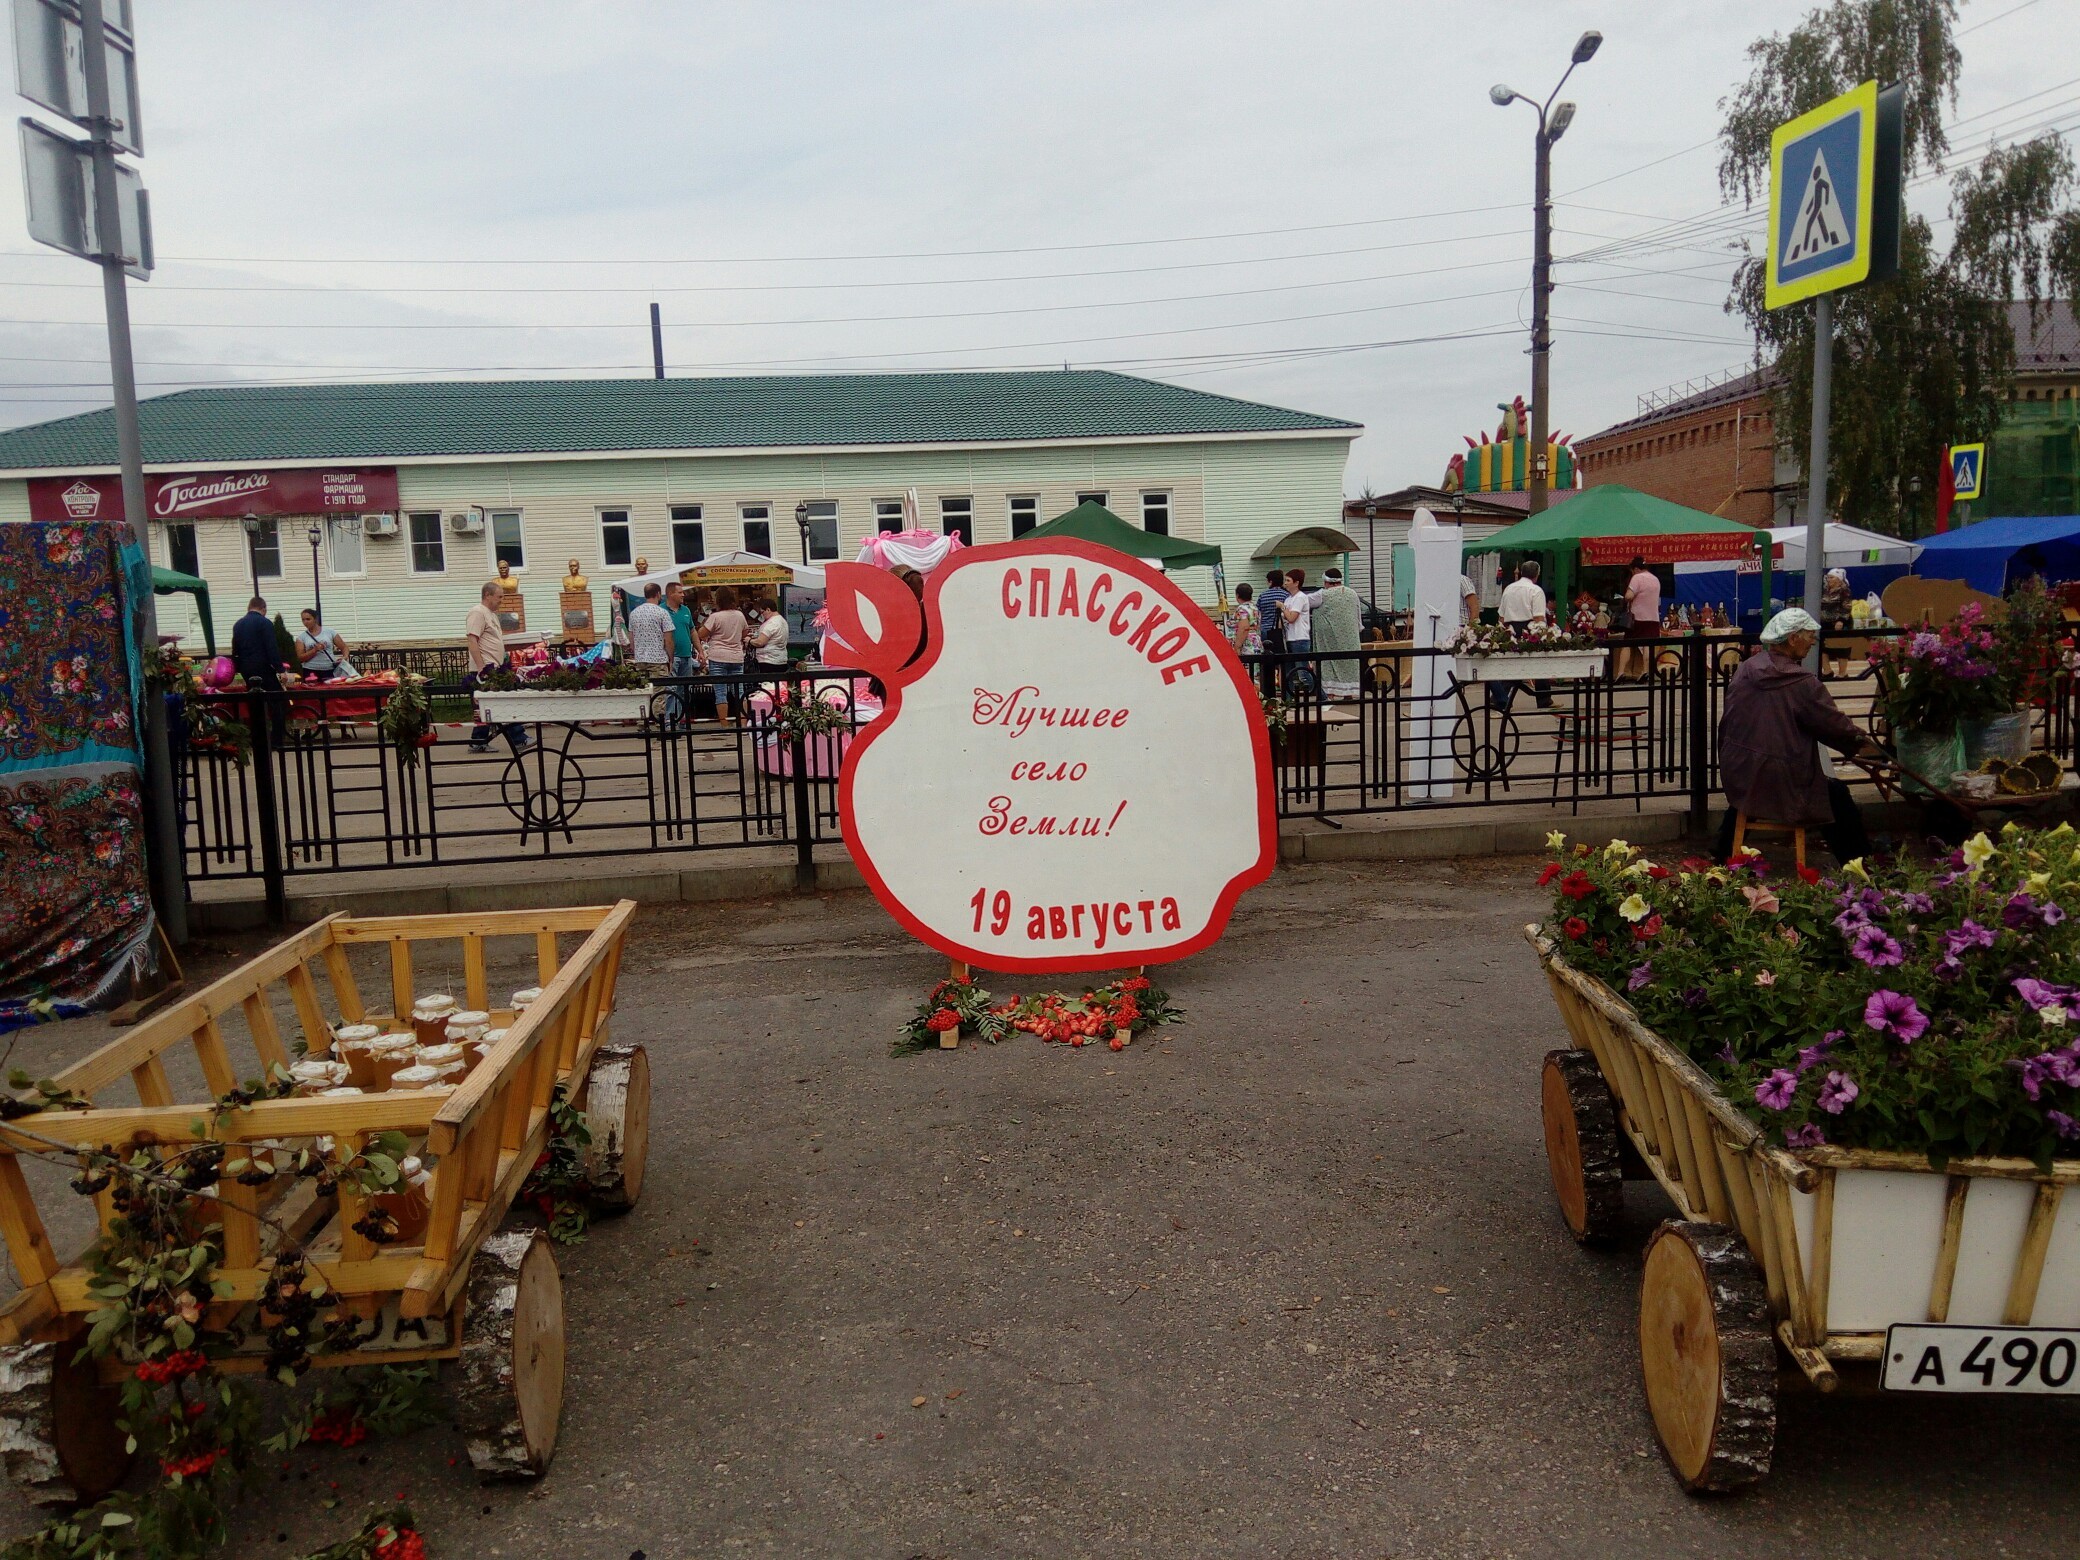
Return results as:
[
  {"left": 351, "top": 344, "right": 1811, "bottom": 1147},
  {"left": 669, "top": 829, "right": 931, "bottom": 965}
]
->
[{"left": 1713, "top": 608, "right": 1881, "bottom": 865}]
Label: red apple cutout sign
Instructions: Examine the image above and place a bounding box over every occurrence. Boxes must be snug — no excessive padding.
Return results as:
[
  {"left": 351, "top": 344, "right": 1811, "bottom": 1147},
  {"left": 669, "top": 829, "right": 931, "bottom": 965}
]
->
[{"left": 830, "top": 539, "right": 1275, "bottom": 974}]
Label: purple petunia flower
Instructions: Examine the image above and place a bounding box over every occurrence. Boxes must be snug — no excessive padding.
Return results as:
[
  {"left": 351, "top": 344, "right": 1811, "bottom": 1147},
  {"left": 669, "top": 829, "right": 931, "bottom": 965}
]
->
[
  {"left": 1717, "top": 1041, "right": 1738, "bottom": 1065},
  {"left": 2044, "top": 902, "right": 2067, "bottom": 928},
  {"left": 1893, "top": 891, "right": 1936, "bottom": 917},
  {"left": 2013, "top": 977, "right": 2080, "bottom": 1016},
  {"left": 1942, "top": 920, "right": 1996, "bottom": 959},
  {"left": 2005, "top": 893, "right": 2044, "bottom": 931},
  {"left": 1796, "top": 1039, "right": 1833, "bottom": 1073},
  {"left": 1785, "top": 1123, "right": 1827, "bottom": 1150},
  {"left": 1683, "top": 986, "right": 1708, "bottom": 1010},
  {"left": 1816, "top": 1071, "right": 1859, "bottom": 1114},
  {"left": 1833, "top": 907, "right": 1873, "bottom": 935},
  {"left": 1627, "top": 962, "right": 1654, "bottom": 992},
  {"left": 1849, "top": 925, "right": 1905, "bottom": 968},
  {"left": 1865, "top": 989, "right": 1930, "bottom": 1043},
  {"left": 1755, "top": 1069, "right": 1799, "bottom": 1110},
  {"left": 2050, "top": 1110, "right": 2080, "bottom": 1141}
]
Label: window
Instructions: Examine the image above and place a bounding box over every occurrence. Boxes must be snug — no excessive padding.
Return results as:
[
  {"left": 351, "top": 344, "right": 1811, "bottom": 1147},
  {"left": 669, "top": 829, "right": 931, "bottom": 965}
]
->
[
  {"left": 1076, "top": 490, "right": 1108, "bottom": 510},
  {"left": 1008, "top": 495, "right": 1039, "bottom": 538},
  {"left": 327, "top": 516, "right": 364, "bottom": 576},
  {"left": 874, "top": 498, "right": 905, "bottom": 534},
  {"left": 1141, "top": 491, "right": 1171, "bottom": 536},
  {"left": 490, "top": 510, "right": 525, "bottom": 572},
  {"left": 740, "top": 503, "right": 772, "bottom": 557},
  {"left": 670, "top": 503, "right": 705, "bottom": 565},
  {"left": 598, "top": 507, "right": 633, "bottom": 570},
  {"left": 247, "top": 519, "right": 281, "bottom": 580},
  {"left": 167, "top": 522, "right": 199, "bottom": 577},
  {"left": 940, "top": 496, "right": 972, "bottom": 545},
  {"left": 803, "top": 499, "right": 840, "bottom": 561},
  {"left": 407, "top": 512, "right": 445, "bottom": 574}
]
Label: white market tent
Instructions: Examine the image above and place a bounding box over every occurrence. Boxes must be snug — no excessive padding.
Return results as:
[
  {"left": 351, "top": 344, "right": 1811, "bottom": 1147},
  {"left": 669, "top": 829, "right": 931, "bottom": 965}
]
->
[
  {"left": 1674, "top": 523, "right": 1920, "bottom": 579},
  {"left": 609, "top": 550, "right": 827, "bottom": 597}
]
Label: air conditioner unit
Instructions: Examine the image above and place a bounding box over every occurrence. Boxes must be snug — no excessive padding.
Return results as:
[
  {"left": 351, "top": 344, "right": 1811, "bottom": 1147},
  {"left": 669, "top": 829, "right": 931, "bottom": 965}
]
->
[
  {"left": 449, "top": 511, "right": 485, "bottom": 535},
  {"left": 363, "top": 514, "right": 399, "bottom": 537}
]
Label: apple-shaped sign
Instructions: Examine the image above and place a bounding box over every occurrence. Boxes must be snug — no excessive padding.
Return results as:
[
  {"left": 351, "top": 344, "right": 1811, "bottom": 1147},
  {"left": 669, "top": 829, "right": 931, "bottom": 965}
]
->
[{"left": 830, "top": 539, "right": 1275, "bottom": 973}]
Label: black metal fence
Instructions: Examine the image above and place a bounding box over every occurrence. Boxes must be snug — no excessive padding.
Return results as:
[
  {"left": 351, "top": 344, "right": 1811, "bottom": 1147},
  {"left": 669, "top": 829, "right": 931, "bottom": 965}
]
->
[{"left": 172, "top": 631, "right": 2080, "bottom": 914}]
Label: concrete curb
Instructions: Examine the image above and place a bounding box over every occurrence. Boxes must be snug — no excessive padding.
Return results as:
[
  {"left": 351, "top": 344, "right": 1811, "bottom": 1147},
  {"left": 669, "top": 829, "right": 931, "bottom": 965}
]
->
[{"left": 188, "top": 809, "right": 1709, "bottom": 929}]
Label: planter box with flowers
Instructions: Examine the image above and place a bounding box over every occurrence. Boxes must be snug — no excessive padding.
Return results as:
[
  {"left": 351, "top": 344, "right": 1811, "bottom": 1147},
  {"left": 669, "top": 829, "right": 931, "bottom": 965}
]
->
[
  {"left": 1530, "top": 828, "right": 2080, "bottom": 1491},
  {"left": 1449, "top": 620, "right": 1606, "bottom": 683},
  {"left": 473, "top": 661, "right": 655, "bottom": 725}
]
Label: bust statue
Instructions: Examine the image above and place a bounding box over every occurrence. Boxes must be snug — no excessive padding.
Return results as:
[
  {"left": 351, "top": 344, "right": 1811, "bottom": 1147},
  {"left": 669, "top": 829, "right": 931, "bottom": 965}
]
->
[
  {"left": 496, "top": 558, "right": 516, "bottom": 586},
  {"left": 563, "top": 559, "right": 588, "bottom": 591},
  {"left": 633, "top": 555, "right": 650, "bottom": 576}
]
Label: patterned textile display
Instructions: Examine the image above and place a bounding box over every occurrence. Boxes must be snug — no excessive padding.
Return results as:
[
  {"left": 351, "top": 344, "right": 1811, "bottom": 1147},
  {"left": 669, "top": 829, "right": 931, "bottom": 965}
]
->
[{"left": 0, "top": 522, "right": 156, "bottom": 1034}]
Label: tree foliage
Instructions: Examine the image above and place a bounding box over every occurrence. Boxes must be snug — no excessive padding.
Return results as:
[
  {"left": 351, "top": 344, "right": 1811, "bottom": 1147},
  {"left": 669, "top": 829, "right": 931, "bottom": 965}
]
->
[{"left": 1718, "top": 0, "right": 2080, "bottom": 531}]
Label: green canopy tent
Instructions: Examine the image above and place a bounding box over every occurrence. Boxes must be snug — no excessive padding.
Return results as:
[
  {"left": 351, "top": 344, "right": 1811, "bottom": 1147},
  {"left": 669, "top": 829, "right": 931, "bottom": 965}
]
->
[
  {"left": 151, "top": 565, "right": 216, "bottom": 655},
  {"left": 1465, "top": 484, "right": 1772, "bottom": 620},
  {"left": 1022, "top": 500, "right": 1224, "bottom": 571}
]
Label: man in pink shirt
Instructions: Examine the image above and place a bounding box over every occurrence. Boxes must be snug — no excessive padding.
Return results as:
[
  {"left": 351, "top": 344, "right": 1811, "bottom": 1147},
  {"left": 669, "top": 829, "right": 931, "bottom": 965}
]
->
[{"left": 1621, "top": 555, "right": 1662, "bottom": 680}]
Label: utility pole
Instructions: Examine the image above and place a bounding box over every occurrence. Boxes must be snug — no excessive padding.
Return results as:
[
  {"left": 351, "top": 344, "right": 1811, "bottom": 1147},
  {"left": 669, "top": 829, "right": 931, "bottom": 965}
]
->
[
  {"left": 1491, "top": 31, "right": 1600, "bottom": 517},
  {"left": 79, "top": 0, "right": 185, "bottom": 944},
  {"left": 650, "top": 302, "right": 665, "bottom": 379}
]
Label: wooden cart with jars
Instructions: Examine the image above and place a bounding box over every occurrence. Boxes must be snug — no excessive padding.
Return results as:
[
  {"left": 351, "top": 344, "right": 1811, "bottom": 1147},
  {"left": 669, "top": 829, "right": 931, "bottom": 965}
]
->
[
  {"left": 1532, "top": 925, "right": 2080, "bottom": 1494},
  {"left": 0, "top": 902, "right": 648, "bottom": 1503}
]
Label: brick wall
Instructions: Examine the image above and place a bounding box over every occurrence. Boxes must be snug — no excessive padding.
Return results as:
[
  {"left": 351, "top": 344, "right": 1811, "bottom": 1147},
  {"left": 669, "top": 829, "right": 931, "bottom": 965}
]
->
[{"left": 1575, "top": 390, "right": 1781, "bottom": 526}]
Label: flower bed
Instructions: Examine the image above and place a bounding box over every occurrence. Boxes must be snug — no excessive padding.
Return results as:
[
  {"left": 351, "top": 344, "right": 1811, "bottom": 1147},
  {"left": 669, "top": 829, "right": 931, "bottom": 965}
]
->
[{"left": 1540, "top": 826, "right": 2080, "bottom": 1164}]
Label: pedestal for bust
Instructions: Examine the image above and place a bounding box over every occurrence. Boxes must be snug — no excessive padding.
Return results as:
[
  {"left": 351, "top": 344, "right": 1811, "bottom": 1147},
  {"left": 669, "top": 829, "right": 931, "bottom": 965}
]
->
[
  {"left": 497, "top": 583, "right": 527, "bottom": 634},
  {"left": 558, "top": 589, "right": 596, "bottom": 643}
]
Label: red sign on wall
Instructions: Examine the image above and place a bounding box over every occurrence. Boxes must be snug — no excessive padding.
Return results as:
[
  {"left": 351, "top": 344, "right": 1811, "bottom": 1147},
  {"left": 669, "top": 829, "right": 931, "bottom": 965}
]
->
[
  {"left": 1579, "top": 532, "right": 1777, "bottom": 567},
  {"left": 26, "top": 468, "right": 400, "bottom": 523}
]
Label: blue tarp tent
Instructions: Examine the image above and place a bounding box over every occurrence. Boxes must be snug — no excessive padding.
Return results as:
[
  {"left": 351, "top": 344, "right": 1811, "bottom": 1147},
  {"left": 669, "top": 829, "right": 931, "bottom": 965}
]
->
[{"left": 1913, "top": 514, "right": 2080, "bottom": 594}]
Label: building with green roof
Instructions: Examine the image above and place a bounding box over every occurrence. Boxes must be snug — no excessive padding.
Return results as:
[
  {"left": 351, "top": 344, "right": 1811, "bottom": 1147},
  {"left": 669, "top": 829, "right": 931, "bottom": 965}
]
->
[{"left": 0, "top": 371, "right": 1359, "bottom": 646}]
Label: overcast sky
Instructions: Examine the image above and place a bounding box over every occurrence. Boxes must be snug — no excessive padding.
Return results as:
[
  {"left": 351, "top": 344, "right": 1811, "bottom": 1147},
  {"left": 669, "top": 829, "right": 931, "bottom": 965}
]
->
[{"left": 0, "top": 0, "right": 2067, "bottom": 493}]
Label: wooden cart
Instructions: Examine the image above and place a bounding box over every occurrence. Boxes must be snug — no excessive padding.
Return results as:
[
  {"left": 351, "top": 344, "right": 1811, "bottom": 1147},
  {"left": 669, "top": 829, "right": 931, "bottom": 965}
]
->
[
  {"left": 1532, "top": 925, "right": 2080, "bottom": 1492},
  {"left": 0, "top": 903, "right": 648, "bottom": 1503}
]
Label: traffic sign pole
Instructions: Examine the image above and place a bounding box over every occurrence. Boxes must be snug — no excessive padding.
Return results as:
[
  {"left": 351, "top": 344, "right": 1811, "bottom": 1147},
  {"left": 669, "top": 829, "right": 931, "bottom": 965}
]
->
[
  {"left": 78, "top": 0, "right": 184, "bottom": 944},
  {"left": 1802, "top": 290, "right": 1833, "bottom": 655}
]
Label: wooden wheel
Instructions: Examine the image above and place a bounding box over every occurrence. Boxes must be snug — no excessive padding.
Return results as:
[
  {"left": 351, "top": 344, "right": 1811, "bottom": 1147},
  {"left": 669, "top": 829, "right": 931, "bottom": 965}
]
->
[
  {"left": 1541, "top": 1049, "right": 1624, "bottom": 1243},
  {"left": 0, "top": 1339, "right": 133, "bottom": 1506},
  {"left": 449, "top": 1230, "right": 566, "bottom": 1480},
  {"left": 578, "top": 1042, "right": 649, "bottom": 1214},
  {"left": 1639, "top": 1220, "right": 1776, "bottom": 1493}
]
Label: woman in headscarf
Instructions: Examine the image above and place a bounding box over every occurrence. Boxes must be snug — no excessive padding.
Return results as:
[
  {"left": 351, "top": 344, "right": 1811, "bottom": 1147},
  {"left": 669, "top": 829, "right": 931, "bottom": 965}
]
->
[{"left": 1713, "top": 608, "right": 1880, "bottom": 864}]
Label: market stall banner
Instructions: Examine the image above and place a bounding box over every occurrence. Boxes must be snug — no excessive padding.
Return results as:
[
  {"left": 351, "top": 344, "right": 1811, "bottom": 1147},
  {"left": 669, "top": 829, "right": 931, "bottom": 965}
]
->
[
  {"left": 1579, "top": 532, "right": 1777, "bottom": 567},
  {"left": 828, "top": 541, "right": 1276, "bottom": 974},
  {"left": 28, "top": 466, "right": 400, "bottom": 522},
  {"left": 0, "top": 522, "right": 155, "bottom": 1034}
]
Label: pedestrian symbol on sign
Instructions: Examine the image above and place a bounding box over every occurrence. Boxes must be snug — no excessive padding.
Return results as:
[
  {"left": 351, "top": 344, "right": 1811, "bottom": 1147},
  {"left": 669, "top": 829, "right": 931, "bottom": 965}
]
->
[
  {"left": 1950, "top": 443, "right": 1985, "bottom": 502},
  {"left": 1784, "top": 149, "right": 1850, "bottom": 264}
]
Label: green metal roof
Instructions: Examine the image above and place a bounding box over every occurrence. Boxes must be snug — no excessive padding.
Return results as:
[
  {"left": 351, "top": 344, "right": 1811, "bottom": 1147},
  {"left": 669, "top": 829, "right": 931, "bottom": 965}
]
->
[{"left": 0, "top": 370, "right": 1359, "bottom": 470}]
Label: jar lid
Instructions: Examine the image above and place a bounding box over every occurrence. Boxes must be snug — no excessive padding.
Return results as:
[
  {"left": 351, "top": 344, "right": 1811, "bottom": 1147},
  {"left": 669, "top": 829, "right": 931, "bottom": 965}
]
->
[
  {"left": 448, "top": 1009, "right": 491, "bottom": 1027},
  {"left": 333, "top": 1024, "right": 380, "bottom": 1044},
  {"left": 370, "top": 1033, "right": 417, "bottom": 1052},
  {"left": 391, "top": 1064, "right": 445, "bottom": 1087},
  {"left": 413, "top": 994, "right": 456, "bottom": 1015},
  {"left": 399, "top": 1155, "right": 423, "bottom": 1177},
  {"left": 415, "top": 1043, "right": 466, "bottom": 1064},
  {"left": 319, "top": 1087, "right": 363, "bottom": 1096},
  {"left": 290, "top": 1059, "right": 347, "bottom": 1081},
  {"left": 481, "top": 1027, "right": 508, "bottom": 1043},
  {"left": 510, "top": 987, "right": 542, "bottom": 1006}
]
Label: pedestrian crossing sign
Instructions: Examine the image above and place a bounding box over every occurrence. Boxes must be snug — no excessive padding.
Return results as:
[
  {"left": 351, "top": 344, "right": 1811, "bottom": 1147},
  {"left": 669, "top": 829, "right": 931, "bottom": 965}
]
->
[
  {"left": 1951, "top": 443, "right": 1985, "bottom": 502},
  {"left": 1766, "top": 81, "right": 1880, "bottom": 309}
]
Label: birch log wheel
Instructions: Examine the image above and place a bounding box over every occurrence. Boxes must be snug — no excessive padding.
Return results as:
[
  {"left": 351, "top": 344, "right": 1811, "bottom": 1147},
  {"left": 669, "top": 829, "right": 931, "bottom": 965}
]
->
[
  {"left": 1540, "top": 1048, "right": 1624, "bottom": 1243},
  {"left": 0, "top": 1339, "right": 133, "bottom": 1505},
  {"left": 578, "top": 1042, "right": 649, "bottom": 1213},
  {"left": 1638, "top": 1220, "right": 1776, "bottom": 1493},
  {"left": 450, "top": 1230, "right": 566, "bottom": 1480}
]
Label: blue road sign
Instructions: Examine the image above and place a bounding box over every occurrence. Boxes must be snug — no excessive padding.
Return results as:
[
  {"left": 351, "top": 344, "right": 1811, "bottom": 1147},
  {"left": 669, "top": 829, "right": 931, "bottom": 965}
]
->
[
  {"left": 1766, "top": 81, "right": 1879, "bottom": 310},
  {"left": 1950, "top": 443, "right": 1985, "bottom": 502}
]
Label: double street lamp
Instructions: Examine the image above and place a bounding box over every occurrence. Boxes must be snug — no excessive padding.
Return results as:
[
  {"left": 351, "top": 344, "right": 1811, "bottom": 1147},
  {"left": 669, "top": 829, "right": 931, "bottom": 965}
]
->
[{"left": 1491, "top": 28, "right": 1601, "bottom": 517}]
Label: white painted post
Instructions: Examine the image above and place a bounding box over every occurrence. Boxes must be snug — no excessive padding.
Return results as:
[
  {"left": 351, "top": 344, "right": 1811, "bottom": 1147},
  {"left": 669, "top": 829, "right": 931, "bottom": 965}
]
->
[{"left": 1407, "top": 507, "right": 1461, "bottom": 799}]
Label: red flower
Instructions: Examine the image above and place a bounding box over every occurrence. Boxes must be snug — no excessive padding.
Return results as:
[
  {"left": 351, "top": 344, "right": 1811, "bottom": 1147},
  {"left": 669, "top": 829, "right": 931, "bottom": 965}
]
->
[
  {"left": 374, "top": 1530, "right": 428, "bottom": 1560},
  {"left": 1796, "top": 865, "right": 1822, "bottom": 885},
  {"left": 1591, "top": 937, "right": 1609, "bottom": 957},
  {"left": 1647, "top": 865, "right": 1671, "bottom": 880},
  {"left": 1632, "top": 913, "right": 1663, "bottom": 941},
  {"left": 925, "top": 1009, "right": 960, "bottom": 1033},
  {"left": 1119, "top": 976, "right": 1152, "bottom": 992},
  {"left": 1558, "top": 871, "right": 1597, "bottom": 901},
  {"left": 1563, "top": 917, "right": 1589, "bottom": 940},
  {"left": 1536, "top": 863, "right": 1563, "bottom": 887},
  {"left": 158, "top": 1447, "right": 225, "bottom": 1479},
  {"left": 1678, "top": 855, "right": 1716, "bottom": 874},
  {"left": 135, "top": 1348, "right": 209, "bottom": 1385}
]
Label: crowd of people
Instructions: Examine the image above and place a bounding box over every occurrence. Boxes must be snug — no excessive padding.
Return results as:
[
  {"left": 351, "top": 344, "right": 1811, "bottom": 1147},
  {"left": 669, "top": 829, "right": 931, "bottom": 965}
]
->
[{"left": 624, "top": 580, "right": 791, "bottom": 725}]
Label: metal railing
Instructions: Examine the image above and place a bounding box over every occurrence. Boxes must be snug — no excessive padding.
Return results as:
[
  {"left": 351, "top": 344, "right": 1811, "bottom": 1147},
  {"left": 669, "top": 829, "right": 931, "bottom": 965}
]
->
[{"left": 172, "top": 630, "right": 2080, "bottom": 915}]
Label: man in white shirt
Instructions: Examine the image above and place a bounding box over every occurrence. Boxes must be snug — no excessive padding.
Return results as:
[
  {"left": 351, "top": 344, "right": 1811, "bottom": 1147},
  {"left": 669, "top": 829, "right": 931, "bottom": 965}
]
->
[
  {"left": 627, "top": 582, "right": 675, "bottom": 674},
  {"left": 1278, "top": 569, "right": 1320, "bottom": 694},
  {"left": 466, "top": 580, "right": 531, "bottom": 755},
  {"left": 1459, "top": 573, "right": 1480, "bottom": 626},
  {"left": 1493, "top": 560, "right": 1554, "bottom": 711}
]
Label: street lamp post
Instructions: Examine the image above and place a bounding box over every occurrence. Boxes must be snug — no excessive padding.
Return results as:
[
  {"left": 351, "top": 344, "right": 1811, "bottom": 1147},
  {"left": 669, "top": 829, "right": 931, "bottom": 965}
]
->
[
  {"left": 793, "top": 501, "right": 811, "bottom": 565},
  {"left": 241, "top": 513, "right": 262, "bottom": 598},
  {"left": 1364, "top": 502, "right": 1379, "bottom": 616},
  {"left": 307, "top": 520, "right": 324, "bottom": 623},
  {"left": 1491, "top": 29, "right": 1601, "bottom": 518}
]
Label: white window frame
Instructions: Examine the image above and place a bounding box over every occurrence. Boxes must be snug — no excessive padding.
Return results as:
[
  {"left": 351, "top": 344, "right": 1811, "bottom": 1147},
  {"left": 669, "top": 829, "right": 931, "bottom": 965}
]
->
[
  {"left": 326, "top": 515, "right": 366, "bottom": 578},
  {"left": 166, "top": 520, "right": 199, "bottom": 577},
  {"left": 739, "top": 502, "right": 772, "bottom": 557},
  {"left": 670, "top": 503, "right": 705, "bottom": 566},
  {"left": 1076, "top": 490, "right": 1108, "bottom": 510},
  {"left": 248, "top": 518, "right": 283, "bottom": 580},
  {"left": 489, "top": 509, "right": 526, "bottom": 573},
  {"left": 803, "top": 499, "right": 840, "bottom": 562},
  {"left": 873, "top": 498, "right": 906, "bottom": 534},
  {"left": 406, "top": 511, "right": 445, "bottom": 575},
  {"left": 1008, "top": 495, "right": 1039, "bottom": 538},
  {"left": 940, "top": 495, "right": 973, "bottom": 544},
  {"left": 1140, "top": 490, "right": 1171, "bottom": 536},
  {"left": 598, "top": 506, "right": 635, "bottom": 572}
]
